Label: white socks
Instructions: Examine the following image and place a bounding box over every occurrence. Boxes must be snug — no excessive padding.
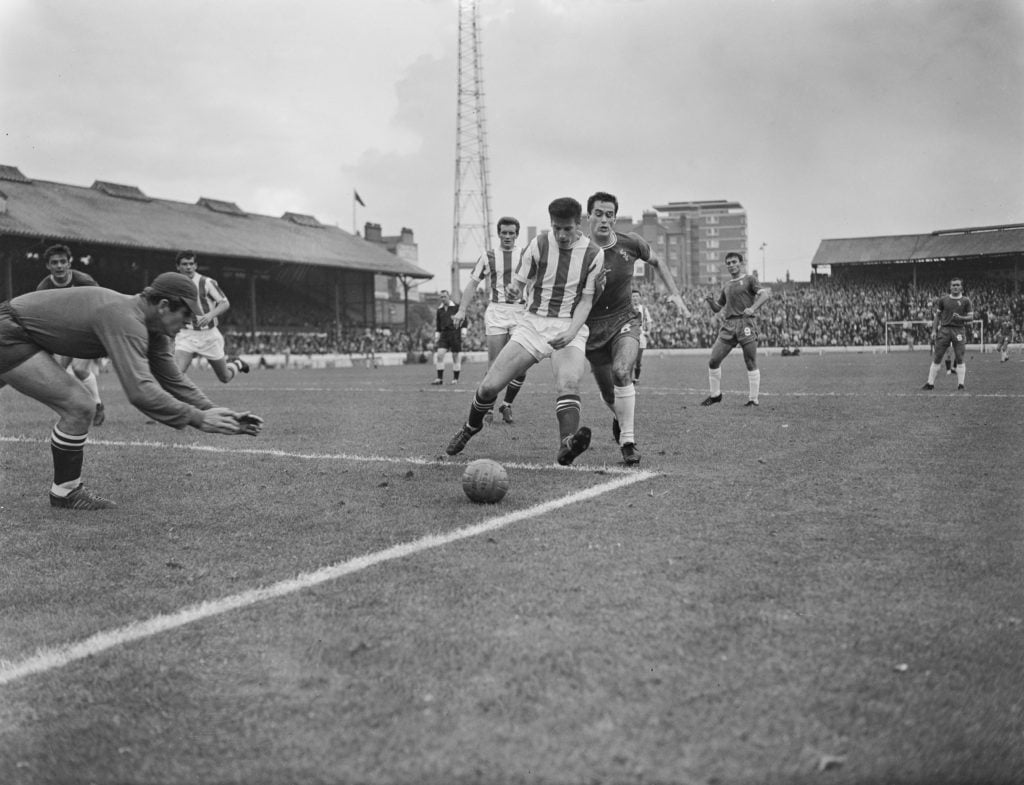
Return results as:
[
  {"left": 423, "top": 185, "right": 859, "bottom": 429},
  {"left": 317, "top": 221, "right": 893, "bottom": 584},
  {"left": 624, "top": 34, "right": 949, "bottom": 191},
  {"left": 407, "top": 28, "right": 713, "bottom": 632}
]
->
[
  {"left": 708, "top": 367, "right": 722, "bottom": 396},
  {"left": 747, "top": 369, "right": 761, "bottom": 403},
  {"left": 613, "top": 384, "right": 636, "bottom": 444}
]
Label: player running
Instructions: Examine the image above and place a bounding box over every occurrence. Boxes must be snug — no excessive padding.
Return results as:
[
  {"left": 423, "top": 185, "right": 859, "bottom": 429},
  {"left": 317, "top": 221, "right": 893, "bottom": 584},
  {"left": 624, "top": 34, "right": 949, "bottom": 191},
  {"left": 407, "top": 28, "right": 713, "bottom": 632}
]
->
[
  {"left": 173, "top": 251, "right": 249, "bottom": 383},
  {"left": 922, "top": 277, "right": 974, "bottom": 390},
  {"left": 446, "top": 197, "right": 604, "bottom": 466},
  {"left": 454, "top": 216, "right": 528, "bottom": 423},
  {"left": 35, "top": 244, "right": 107, "bottom": 426},
  {"left": 0, "top": 272, "right": 263, "bottom": 510},
  {"left": 584, "top": 192, "right": 689, "bottom": 465},
  {"left": 701, "top": 252, "right": 771, "bottom": 407}
]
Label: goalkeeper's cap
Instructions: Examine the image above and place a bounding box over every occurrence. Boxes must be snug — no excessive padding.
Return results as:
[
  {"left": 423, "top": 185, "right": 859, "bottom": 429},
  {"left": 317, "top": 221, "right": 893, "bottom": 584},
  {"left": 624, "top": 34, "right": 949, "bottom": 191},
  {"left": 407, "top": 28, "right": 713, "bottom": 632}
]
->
[{"left": 144, "top": 272, "right": 202, "bottom": 316}]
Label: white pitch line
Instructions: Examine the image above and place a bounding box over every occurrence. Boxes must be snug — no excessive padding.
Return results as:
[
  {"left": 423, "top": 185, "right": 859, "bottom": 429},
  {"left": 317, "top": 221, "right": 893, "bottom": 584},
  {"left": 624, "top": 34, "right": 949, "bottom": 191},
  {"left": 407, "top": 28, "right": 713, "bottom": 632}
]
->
[
  {"left": 0, "top": 435, "right": 637, "bottom": 474},
  {"left": 0, "top": 469, "right": 655, "bottom": 687},
  {"left": 207, "top": 383, "right": 1024, "bottom": 399}
]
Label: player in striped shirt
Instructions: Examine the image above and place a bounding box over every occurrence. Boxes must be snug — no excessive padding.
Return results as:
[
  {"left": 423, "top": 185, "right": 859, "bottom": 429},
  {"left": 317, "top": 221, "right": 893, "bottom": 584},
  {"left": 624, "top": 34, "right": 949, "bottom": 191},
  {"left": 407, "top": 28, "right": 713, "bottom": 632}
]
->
[
  {"left": 446, "top": 197, "right": 604, "bottom": 465},
  {"left": 454, "top": 216, "right": 528, "bottom": 423},
  {"left": 35, "top": 244, "right": 106, "bottom": 426},
  {"left": 701, "top": 252, "right": 771, "bottom": 407},
  {"left": 173, "top": 251, "right": 249, "bottom": 383},
  {"left": 585, "top": 192, "right": 690, "bottom": 465},
  {"left": 922, "top": 277, "right": 974, "bottom": 390}
]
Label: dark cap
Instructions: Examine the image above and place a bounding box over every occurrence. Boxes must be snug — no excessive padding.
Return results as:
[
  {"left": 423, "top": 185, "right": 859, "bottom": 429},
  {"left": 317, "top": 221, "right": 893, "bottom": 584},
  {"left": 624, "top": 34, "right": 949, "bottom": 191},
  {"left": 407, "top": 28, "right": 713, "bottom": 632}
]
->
[{"left": 144, "top": 272, "right": 202, "bottom": 316}]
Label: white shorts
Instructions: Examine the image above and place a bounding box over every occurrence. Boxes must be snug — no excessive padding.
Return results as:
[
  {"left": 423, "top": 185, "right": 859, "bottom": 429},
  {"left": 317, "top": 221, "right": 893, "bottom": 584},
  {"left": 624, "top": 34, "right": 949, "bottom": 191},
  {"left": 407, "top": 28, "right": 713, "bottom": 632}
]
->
[
  {"left": 511, "top": 311, "right": 589, "bottom": 361},
  {"left": 56, "top": 356, "right": 102, "bottom": 376},
  {"left": 175, "top": 328, "right": 226, "bottom": 361},
  {"left": 484, "top": 302, "right": 525, "bottom": 337}
]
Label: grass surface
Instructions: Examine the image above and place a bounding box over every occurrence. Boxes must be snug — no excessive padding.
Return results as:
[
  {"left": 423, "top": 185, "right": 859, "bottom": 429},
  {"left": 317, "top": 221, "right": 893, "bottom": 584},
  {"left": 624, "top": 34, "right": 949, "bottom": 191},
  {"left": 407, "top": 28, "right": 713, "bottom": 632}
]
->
[{"left": 1, "top": 350, "right": 1022, "bottom": 784}]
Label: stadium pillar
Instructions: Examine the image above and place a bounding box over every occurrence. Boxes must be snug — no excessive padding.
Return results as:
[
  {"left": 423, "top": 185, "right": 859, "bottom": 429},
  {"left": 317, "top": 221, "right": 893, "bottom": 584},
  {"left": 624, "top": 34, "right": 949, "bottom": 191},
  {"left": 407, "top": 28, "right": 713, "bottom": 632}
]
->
[
  {"left": 248, "top": 275, "right": 258, "bottom": 338},
  {"left": 1, "top": 246, "right": 12, "bottom": 301}
]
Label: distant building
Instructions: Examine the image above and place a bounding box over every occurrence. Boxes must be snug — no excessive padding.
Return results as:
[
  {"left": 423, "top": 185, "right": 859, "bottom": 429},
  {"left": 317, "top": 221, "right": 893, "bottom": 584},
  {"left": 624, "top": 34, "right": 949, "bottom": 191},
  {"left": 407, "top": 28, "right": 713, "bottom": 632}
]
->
[
  {"left": 649, "top": 200, "right": 748, "bottom": 288},
  {"left": 586, "top": 199, "right": 748, "bottom": 290},
  {"left": 811, "top": 223, "right": 1024, "bottom": 290},
  {"left": 362, "top": 225, "right": 421, "bottom": 304},
  {"left": 0, "top": 164, "right": 432, "bottom": 331}
]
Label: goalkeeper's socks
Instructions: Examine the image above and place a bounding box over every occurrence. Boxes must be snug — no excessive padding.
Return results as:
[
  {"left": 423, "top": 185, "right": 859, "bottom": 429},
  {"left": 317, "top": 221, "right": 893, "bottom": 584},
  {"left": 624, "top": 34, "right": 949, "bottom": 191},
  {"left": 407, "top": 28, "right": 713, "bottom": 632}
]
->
[
  {"left": 708, "top": 367, "right": 722, "bottom": 397},
  {"left": 50, "top": 425, "right": 85, "bottom": 486}
]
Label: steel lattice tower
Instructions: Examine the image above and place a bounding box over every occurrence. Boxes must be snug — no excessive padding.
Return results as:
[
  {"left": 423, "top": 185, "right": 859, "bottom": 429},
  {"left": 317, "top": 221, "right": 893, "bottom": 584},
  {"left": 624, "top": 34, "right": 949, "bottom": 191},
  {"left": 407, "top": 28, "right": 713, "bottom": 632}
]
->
[{"left": 450, "top": 0, "right": 493, "bottom": 294}]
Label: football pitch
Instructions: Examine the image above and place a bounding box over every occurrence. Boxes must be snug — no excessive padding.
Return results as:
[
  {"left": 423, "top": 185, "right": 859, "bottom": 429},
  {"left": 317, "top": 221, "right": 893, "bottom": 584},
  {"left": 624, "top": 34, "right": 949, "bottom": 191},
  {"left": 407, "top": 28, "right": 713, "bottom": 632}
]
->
[{"left": 1, "top": 351, "right": 1022, "bottom": 784}]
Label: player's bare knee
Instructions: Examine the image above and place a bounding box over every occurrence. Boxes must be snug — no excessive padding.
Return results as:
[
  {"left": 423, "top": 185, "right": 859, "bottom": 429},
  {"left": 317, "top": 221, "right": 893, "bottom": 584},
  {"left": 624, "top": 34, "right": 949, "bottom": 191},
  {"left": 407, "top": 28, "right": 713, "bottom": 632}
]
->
[
  {"left": 611, "top": 364, "right": 634, "bottom": 386},
  {"left": 554, "top": 380, "right": 580, "bottom": 396},
  {"left": 63, "top": 392, "right": 96, "bottom": 429}
]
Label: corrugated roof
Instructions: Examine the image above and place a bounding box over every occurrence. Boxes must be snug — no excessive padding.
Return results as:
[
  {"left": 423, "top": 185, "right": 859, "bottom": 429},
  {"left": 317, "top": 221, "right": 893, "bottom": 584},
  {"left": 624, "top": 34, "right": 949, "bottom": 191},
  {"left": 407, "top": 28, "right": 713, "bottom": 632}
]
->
[
  {"left": 812, "top": 224, "right": 1024, "bottom": 266},
  {"left": 0, "top": 171, "right": 433, "bottom": 279}
]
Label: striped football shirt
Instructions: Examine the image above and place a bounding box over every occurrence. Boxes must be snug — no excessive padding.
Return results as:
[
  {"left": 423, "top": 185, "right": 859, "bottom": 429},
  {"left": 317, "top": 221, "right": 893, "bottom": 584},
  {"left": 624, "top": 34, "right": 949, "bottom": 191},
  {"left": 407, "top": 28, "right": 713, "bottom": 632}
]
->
[
  {"left": 470, "top": 247, "right": 524, "bottom": 305},
  {"left": 184, "top": 274, "right": 228, "bottom": 330},
  {"left": 516, "top": 233, "right": 604, "bottom": 319}
]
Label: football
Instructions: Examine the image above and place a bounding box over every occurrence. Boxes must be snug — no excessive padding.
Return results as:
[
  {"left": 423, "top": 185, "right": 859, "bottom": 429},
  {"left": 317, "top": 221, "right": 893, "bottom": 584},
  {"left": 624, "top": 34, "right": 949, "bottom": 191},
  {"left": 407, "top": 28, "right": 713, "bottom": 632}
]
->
[{"left": 461, "top": 459, "right": 509, "bottom": 504}]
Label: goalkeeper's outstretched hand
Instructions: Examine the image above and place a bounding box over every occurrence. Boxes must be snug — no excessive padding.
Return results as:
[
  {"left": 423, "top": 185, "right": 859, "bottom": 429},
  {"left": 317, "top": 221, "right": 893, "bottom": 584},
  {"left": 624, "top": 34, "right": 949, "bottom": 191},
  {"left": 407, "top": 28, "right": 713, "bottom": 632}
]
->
[{"left": 235, "top": 411, "right": 264, "bottom": 437}]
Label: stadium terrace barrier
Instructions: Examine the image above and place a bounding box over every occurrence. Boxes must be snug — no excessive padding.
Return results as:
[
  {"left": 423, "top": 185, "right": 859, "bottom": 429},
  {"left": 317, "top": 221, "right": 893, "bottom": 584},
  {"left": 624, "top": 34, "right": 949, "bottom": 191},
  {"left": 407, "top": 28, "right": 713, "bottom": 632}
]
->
[{"left": 223, "top": 344, "right": 1018, "bottom": 371}]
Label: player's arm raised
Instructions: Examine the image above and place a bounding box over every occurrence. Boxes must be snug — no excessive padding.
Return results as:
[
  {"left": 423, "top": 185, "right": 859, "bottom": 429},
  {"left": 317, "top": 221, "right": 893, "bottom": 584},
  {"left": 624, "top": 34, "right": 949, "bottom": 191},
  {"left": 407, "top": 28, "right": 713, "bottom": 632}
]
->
[{"left": 643, "top": 248, "right": 690, "bottom": 318}]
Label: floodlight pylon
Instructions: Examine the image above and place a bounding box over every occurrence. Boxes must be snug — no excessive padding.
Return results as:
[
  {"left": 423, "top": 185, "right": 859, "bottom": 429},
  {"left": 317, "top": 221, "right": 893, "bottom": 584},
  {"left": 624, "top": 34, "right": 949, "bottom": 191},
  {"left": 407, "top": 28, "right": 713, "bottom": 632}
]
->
[{"left": 450, "top": 0, "right": 493, "bottom": 294}]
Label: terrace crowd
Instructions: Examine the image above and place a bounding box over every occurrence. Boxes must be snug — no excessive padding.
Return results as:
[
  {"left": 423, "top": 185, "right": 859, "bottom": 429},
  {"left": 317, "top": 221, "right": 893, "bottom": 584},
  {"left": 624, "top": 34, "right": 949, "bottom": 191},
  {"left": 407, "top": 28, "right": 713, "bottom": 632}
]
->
[{"left": 223, "top": 278, "right": 1024, "bottom": 358}]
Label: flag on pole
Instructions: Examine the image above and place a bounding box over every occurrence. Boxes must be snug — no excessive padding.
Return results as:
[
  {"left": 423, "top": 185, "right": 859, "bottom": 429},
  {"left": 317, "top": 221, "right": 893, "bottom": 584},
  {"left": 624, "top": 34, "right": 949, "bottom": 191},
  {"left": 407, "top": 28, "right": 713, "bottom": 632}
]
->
[{"left": 354, "top": 189, "right": 366, "bottom": 207}]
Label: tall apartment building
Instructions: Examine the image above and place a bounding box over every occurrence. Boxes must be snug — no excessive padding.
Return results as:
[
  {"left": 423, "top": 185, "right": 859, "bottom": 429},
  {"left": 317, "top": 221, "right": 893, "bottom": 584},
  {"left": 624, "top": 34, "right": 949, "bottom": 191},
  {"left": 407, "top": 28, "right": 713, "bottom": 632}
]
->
[{"left": 638, "top": 200, "right": 748, "bottom": 288}]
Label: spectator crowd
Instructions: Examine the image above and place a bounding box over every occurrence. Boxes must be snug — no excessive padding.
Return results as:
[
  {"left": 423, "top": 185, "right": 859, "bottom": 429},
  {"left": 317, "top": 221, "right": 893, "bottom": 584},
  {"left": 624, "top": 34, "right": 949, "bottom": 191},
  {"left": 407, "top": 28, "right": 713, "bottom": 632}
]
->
[{"left": 223, "top": 278, "right": 1024, "bottom": 359}]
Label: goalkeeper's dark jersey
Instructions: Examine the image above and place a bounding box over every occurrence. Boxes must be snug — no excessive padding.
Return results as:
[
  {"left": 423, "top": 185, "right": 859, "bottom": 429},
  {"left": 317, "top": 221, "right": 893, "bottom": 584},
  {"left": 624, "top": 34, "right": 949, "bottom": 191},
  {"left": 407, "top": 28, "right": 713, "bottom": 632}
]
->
[{"left": 6, "top": 287, "right": 213, "bottom": 428}]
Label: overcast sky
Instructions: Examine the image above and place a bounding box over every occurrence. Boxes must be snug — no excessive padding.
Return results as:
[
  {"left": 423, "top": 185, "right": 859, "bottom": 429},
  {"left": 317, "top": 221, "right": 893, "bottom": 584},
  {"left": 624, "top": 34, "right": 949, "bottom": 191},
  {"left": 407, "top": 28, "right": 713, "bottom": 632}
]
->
[{"left": 2, "top": 0, "right": 1020, "bottom": 287}]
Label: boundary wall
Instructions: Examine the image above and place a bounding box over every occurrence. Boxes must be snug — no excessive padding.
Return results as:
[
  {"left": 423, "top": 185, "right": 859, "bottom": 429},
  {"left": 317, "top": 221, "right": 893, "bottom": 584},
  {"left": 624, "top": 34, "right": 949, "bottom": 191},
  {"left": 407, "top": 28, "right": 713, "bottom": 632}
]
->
[{"left": 227, "top": 343, "right": 1021, "bottom": 370}]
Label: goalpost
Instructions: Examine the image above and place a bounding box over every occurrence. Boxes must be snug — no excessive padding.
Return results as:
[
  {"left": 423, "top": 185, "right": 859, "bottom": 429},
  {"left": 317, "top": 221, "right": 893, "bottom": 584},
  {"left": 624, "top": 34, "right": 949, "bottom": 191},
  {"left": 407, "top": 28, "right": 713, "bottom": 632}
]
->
[{"left": 884, "top": 320, "right": 985, "bottom": 353}]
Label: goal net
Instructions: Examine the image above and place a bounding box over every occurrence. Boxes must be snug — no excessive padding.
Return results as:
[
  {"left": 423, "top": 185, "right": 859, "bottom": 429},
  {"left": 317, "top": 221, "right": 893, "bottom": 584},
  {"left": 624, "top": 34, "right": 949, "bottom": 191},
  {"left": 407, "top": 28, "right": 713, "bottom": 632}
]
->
[{"left": 884, "top": 320, "right": 985, "bottom": 353}]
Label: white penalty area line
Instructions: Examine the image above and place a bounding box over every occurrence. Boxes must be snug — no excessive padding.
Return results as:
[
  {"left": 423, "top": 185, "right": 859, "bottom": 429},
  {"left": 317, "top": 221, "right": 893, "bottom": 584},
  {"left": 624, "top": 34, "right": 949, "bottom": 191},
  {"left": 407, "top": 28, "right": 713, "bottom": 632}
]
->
[
  {"left": 0, "top": 468, "right": 656, "bottom": 687},
  {"left": 0, "top": 435, "right": 638, "bottom": 475}
]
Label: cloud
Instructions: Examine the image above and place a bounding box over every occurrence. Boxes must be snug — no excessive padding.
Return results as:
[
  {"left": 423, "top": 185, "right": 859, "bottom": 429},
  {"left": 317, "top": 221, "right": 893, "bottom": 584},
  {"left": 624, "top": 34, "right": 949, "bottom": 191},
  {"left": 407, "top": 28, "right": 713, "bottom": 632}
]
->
[{"left": 2, "top": 0, "right": 1021, "bottom": 286}]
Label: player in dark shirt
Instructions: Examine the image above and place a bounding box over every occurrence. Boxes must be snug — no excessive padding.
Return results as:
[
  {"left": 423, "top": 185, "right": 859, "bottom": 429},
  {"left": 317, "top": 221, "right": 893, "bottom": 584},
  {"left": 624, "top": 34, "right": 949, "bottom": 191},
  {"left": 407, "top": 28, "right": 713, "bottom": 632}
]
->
[
  {"left": 35, "top": 244, "right": 106, "bottom": 425},
  {"left": 922, "top": 278, "right": 974, "bottom": 390},
  {"left": 0, "top": 272, "right": 263, "bottom": 510},
  {"left": 584, "top": 192, "right": 689, "bottom": 465},
  {"left": 431, "top": 290, "right": 466, "bottom": 384},
  {"left": 701, "top": 252, "right": 772, "bottom": 407}
]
